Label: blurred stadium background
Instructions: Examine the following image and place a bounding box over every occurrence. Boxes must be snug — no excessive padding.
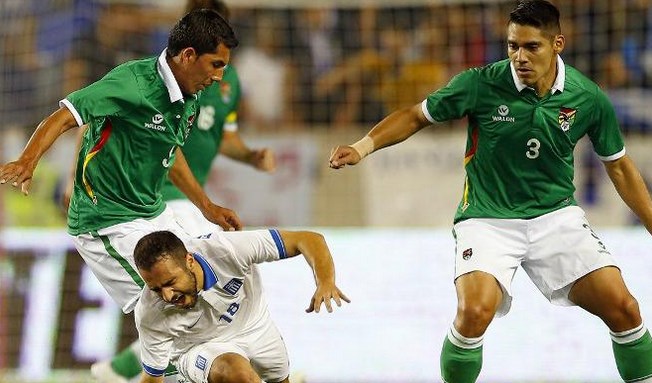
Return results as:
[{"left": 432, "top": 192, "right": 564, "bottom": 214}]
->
[{"left": 1, "top": 0, "right": 652, "bottom": 382}]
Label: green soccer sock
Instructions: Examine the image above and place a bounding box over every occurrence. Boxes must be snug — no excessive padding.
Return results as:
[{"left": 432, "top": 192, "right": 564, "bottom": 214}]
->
[
  {"left": 440, "top": 326, "right": 483, "bottom": 383},
  {"left": 110, "top": 340, "right": 142, "bottom": 379},
  {"left": 611, "top": 324, "right": 652, "bottom": 382}
]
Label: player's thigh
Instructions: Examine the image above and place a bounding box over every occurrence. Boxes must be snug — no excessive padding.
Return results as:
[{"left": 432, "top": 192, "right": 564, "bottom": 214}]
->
[
  {"left": 240, "top": 319, "right": 289, "bottom": 383},
  {"left": 523, "top": 206, "right": 618, "bottom": 306},
  {"left": 453, "top": 218, "right": 526, "bottom": 316},
  {"left": 72, "top": 228, "right": 145, "bottom": 313},
  {"left": 568, "top": 265, "right": 640, "bottom": 329},
  {"left": 72, "top": 207, "right": 189, "bottom": 312}
]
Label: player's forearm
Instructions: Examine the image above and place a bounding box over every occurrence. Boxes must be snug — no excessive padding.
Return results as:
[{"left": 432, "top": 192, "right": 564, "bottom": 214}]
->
[
  {"left": 20, "top": 107, "right": 79, "bottom": 167},
  {"left": 297, "top": 232, "right": 337, "bottom": 286},
  {"left": 169, "top": 148, "right": 211, "bottom": 211},
  {"left": 364, "top": 103, "right": 430, "bottom": 153},
  {"left": 605, "top": 155, "right": 652, "bottom": 234},
  {"left": 220, "top": 132, "right": 253, "bottom": 164}
]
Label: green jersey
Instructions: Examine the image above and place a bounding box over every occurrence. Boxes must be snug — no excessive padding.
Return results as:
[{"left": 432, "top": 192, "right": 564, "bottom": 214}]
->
[
  {"left": 160, "top": 65, "right": 241, "bottom": 201},
  {"left": 63, "top": 51, "right": 200, "bottom": 235},
  {"left": 422, "top": 57, "right": 625, "bottom": 222}
]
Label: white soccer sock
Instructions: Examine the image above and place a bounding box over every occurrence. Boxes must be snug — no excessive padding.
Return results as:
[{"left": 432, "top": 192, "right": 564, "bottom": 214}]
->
[
  {"left": 447, "top": 325, "right": 484, "bottom": 349},
  {"left": 610, "top": 322, "right": 647, "bottom": 344}
]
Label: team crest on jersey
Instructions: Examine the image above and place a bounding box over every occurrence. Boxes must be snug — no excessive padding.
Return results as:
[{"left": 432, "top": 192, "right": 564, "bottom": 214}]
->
[
  {"left": 558, "top": 107, "right": 576, "bottom": 132},
  {"left": 462, "top": 248, "right": 473, "bottom": 260},
  {"left": 184, "top": 113, "right": 196, "bottom": 138},
  {"left": 223, "top": 278, "right": 243, "bottom": 295},
  {"left": 220, "top": 82, "right": 232, "bottom": 103},
  {"left": 195, "top": 355, "right": 207, "bottom": 371}
]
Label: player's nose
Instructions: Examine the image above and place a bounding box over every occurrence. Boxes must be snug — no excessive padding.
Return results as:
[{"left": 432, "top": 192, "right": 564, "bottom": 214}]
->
[{"left": 162, "top": 287, "right": 174, "bottom": 303}]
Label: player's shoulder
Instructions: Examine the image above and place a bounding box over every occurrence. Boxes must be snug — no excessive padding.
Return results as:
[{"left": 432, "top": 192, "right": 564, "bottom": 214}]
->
[
  {"left": 224, "top": 64, "right": 239, "bottom": 82},
  {"left": 135, "top": 289, "right": 168, "bottom": 326},
  {"left": 563, "top": 63, "right": 603, "bottom": 96},
  {"left": 106, "top": 56, "right": 155, "bottom": 79},
  {"left": 468, "top": 59, "right": 511, "bottom": 79},
  {"left": 452, "top": 59, "right": 511, "bottom": 88}
]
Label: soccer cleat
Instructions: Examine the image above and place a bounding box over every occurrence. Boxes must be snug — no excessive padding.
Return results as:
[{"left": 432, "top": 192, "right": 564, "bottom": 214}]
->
[{"left": 90, "top": 360, "right": 129, "bottom": 383}]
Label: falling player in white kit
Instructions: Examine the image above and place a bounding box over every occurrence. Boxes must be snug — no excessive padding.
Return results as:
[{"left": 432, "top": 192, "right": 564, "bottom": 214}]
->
[{"left": 132, "top": 229, "right": 350, "bottom": 383}]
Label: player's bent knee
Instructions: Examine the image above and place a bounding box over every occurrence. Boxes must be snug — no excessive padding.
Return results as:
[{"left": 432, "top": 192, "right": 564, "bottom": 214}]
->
[
  {"left": 456, "top": 303, "right": 496, "bottom": 335},
  {"left": 600, "top": 293, "right": 642, "bottom": 331},
  {"left": 208, "top": 353, "right": 260, "bottom": 383}
]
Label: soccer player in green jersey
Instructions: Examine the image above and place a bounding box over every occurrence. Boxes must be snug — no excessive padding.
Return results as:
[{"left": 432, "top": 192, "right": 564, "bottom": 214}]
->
[
  {"left": 0, "top": 5, "right": 242, "bottom": 367},
  {"left": 89, "top": 2, "right": 276, "bottom": 382},
  {"left": 162, "top": 2, "right": 276, "bottom": 239},
  {"left": 330, "top": 1, "right": 652, "bottom": 382}
]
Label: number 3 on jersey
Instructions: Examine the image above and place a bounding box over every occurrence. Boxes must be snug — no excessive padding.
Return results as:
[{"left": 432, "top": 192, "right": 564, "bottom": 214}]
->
[{"left": 526, "top": 138, "right": 541, "bottom": 159}]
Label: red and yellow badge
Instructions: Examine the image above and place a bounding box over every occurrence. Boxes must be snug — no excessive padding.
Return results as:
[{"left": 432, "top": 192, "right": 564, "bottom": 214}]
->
[
  {"left": 558, "top": 107, "right": 577, "bottom": 132},
  {"left": 220, "top": 82, "right": 232, "bottom": 104}
]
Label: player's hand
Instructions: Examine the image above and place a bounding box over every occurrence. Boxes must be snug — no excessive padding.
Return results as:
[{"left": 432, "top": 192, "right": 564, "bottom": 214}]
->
[
  {"left": 251, "top": 148, "right": 276, "bottom": 172},
  {"left": 0, "top": 159, "right": 36, "bottom": 195},
  {"left": 202, "top": 203, "right": 242, "bottom": 231},
  {"left": 328, "top": 146, "right": 362, "bottom": 169},
  {"left": 306, "top": 283, "right": 350, "bottom": 313}
]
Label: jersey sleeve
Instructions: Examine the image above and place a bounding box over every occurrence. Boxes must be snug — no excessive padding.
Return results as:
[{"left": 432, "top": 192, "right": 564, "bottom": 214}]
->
[
  {"left": 220, "top": 229, "right": 288, "bottom": 266},
  {"left": 422, "top": 69, "right": 478, "bottom": 123},
  {"left": 60, "top": 67, "right": 141, "bottom": 126},
  {"left": 135, "top": 299, "right": 174, "bottom": 377},
  {"left": 587, "top": 88, "right": 626, "bottom": 161}
]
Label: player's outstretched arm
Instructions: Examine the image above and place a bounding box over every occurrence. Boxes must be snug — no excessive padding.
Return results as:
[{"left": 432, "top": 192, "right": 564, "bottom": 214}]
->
[
  {"left": 169, "top": 148, "right": 242, "bottom": 231},
  {"left": 220, "top": 131, "right": 276, "bottom": 172},
  {"left": 328, "top": 103, "right": 431, "bottom": 169},
  {"left": 278, "top": 230, "right": 350, "bottom": 313},
  {"left": 0, "top": 107, "right": 79, "bottom": 195},
  {"left": 604, "top": 154, "right": 652, "bottom": 234}
]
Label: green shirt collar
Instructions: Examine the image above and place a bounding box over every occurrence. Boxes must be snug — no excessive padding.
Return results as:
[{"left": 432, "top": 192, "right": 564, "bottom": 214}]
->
[{"left": 510, "top": 55, "right": 566, "bottom": 94}]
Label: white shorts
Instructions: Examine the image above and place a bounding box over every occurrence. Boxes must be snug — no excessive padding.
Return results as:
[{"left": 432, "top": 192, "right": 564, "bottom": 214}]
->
[
  {"left": 176, "top": 317, "right": 289, "bottom": 383},
  {"left": 71, "top": 206, "right": 190, "bottom": 313},
  {"left": 452, "top": 206, "right": 618, "bottom": 317},
  {"left": 166, "top": 199, "right": 223, "bottom": 238}
]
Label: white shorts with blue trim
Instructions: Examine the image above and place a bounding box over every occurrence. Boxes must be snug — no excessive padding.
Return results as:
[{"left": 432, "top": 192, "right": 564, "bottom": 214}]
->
[{"left": 176, "top": 315, "right": 289, "bottom": 383}]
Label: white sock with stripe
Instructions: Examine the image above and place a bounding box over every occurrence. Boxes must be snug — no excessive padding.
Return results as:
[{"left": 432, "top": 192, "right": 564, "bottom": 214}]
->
[{"left": 448, "top": 325, "right": 484, "bottom": 350}]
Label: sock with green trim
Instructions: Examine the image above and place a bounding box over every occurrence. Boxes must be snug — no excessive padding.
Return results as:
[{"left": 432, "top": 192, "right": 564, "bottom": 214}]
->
[
  {"left": 611, "top": 323, "right": 652, "bottom": 382},
  {"left": 440, "top": 326, "right": 483, "bottom": 383},
  {"left": 110, "top": 340, "right": 142, "bottom": 379}
]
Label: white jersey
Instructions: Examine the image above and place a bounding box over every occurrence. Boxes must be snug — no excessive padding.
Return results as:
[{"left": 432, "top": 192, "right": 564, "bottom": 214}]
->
[{"left": 135, "top": 229, "right": 288, "bottom": 376}]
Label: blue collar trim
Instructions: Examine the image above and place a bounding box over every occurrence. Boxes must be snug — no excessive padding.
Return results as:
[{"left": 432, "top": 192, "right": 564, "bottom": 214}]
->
[{"left": 193, "top": 252, "right": 218, "bottom": 290}]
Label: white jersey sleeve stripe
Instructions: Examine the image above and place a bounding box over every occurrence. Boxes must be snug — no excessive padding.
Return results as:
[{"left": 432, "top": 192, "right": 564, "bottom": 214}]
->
[
  {"left": 421, "top": 99, "right": 436, "bottom": 124},
  {"left": 59, "top": 98, "right": 84, "bottom": 127},
  {"left": 598, "top": 147, "right": 626, "bottom": 162},
  {"left": 269, "top": 229, "right": 287, "bottom": 259}
]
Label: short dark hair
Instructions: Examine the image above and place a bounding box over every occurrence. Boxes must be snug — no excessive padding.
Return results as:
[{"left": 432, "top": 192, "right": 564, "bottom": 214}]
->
[
  {"left": 167, "top": 9, "right": 238, "bottom": 57},
  {"left": 134, "top": 231, "right": 188, "bottom": 272},
  {"left": 509, "top": 0, "right": 561, "bottom": 36},
  {"left": 185, "top": 0, "right": 230, "bottom": 20}
]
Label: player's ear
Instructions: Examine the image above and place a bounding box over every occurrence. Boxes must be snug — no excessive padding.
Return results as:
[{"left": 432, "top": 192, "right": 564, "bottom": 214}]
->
[
  {"left": 553, "top": 34, "right": 565, "bottom": 54},
  {"left": 180, "top": 47, "right": 198, "bottom": 64},
  {"left": 185, "top": 252, "right": 194, "bottom": 268}
]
